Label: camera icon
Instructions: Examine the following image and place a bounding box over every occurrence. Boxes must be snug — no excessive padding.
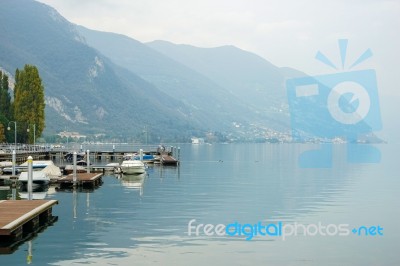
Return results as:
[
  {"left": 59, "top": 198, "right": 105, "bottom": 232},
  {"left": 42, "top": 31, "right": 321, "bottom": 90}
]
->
[{"left": 286, "top": 41, "right": 382, "bottom": 167}]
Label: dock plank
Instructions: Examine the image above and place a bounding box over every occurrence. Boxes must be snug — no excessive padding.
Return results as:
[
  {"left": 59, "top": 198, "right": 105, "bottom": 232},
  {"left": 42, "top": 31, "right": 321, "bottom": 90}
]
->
[
  {"left": 161, "top": 155, "right": 179, "bottom": 165},
  {"left": 0, "top": 200, "right": 58, "bottom": 236},
  {"left": 58, "top": 173, "right": 102, "bottom": 182},
  {"left": 57, "top": 173, "right": 103, "bottom": 189}
]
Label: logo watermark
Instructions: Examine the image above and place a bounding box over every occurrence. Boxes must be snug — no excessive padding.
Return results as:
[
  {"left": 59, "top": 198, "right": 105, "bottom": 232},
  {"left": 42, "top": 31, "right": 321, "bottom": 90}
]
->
[
  {"left": 187, "top": 219, "right": 384, "bottom": 241},
  {"left": 286, "top": 39, "right": 382, "bottom": 168}
]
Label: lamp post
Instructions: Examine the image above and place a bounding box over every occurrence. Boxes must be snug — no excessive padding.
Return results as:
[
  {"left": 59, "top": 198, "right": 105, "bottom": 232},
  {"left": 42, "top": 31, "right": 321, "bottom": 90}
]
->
[
  {"left": 7, "top": 121, "right": 17, "bottom": 176},
  {"left": 27, "top": 124, "right": 36, "bottom": 151}
]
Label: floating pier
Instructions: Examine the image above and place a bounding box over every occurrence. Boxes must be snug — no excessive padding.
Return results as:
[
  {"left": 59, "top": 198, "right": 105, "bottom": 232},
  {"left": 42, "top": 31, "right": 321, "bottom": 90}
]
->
[
  {"left": 0, "top": 199, "right": 58, "bottom": 253},
  {"left": 161, "top": 155, "right": 179, "bottom": 166},
  {"left": 57, "top": 173, "right": 103, "bottom": 189}
]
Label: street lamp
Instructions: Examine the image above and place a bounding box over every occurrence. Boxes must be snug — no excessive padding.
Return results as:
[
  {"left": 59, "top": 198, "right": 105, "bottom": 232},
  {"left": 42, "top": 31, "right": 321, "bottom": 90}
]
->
[
  {"left": 7, "top": 121, "right": 17, "bottom": 176},
  {"left": 7, "top": 121, "right": 17, "bottom": 148},
  {"left": 27, "top": 124, "right": 36, "bottom": 150}
]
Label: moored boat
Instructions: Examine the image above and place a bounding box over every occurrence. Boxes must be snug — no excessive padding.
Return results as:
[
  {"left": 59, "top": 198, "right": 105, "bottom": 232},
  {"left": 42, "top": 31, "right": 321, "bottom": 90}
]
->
[
  {"left": 120, "top": 160, "right": 146, "bottom": 174},
  {"left": 20, "top": 160, "right": 54, "bottom": 169},
  {"left": 18, "top": 171, "right": 50, "bottom": 188}
]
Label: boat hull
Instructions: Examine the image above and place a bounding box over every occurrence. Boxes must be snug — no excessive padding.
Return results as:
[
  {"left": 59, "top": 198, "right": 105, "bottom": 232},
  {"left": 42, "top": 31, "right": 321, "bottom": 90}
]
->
[
  {"left": 121, "top": 166, "right": 145, "bottom": 174},
  {"left": 120, "top": 160, "right": 146, "bottom": 175}
]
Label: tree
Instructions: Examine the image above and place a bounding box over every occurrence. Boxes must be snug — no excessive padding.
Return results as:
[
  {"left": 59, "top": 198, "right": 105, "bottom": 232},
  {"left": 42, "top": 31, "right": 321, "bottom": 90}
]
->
[
  {"left": 0, "top": 124, "right": 5, "bottom": 143},
  {"left": 0, "top": 71, "right": 13, "bottom": 142},
  {"left": 13, "top": 65, "right": 45, "bottom": 143},
  {"left": 0, "top": 71, "right": 12, "bottom": 118}
]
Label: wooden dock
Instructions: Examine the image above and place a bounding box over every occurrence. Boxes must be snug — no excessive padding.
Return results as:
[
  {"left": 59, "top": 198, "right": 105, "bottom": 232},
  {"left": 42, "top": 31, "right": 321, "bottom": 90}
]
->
[
  {"left": 0, "top": 200, "right": 58, "bottom": 247},
  {"left": 57, "top": 173, "right": 103, "bottom": 189},
  {"left": 161, "top": 155, "right": 179, "bottom": 166},
  {"left": 0, "top": 144, "right": 177, "bottom": 163}
]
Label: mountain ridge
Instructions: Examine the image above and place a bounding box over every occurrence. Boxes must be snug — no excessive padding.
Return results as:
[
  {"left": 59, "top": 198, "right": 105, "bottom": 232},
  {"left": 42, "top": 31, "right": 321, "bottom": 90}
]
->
[
  {"left": 0, "top": 0, "right": 201, "bottom": 141},
  {"left": 0, "top": 0, "right": 310, "bottom": 142}
]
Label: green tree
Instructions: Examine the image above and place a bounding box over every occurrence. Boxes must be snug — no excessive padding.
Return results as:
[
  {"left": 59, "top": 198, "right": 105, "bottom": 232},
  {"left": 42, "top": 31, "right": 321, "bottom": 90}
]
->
[
  {"left": 13, "top": 65, "right": 45, "bottom": 143},
  {"left": 0, "top": 123, "right": 5, "bottom": 142},
  {"left": 0, "top": 71, "right": 12, "bottom": 117},
  {"left": 0, "top": 71, "right": 13, "bottom": 142}
]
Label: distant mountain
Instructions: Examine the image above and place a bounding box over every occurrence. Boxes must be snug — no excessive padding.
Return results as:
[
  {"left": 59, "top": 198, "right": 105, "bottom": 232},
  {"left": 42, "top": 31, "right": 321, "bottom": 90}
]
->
[
  {"left": 147, "top": 41, "right": 306, "bottom": 125},
  {"left": 77, "top": 26, "right": 258, "bottom": 132},
  {"left": 0, "top": 0, "right": 199, "bottom": 140},
  {"left": 0, "top": 0, "right": 312, "bottom": 142},
  {"left": 78, "top": 27, "right": 309, "bottom": 136}
]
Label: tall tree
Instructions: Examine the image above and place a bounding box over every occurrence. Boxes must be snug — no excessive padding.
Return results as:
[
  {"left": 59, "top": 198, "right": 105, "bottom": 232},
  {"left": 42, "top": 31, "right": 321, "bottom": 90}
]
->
[
  {"left": 0, "top": 71, "right": 13, "bottom": 142},
  {"left": 0, "top": 72, "right": 11, "bottom": 118},
  {"left": 13, "top": 65, "right": 45, "bottom": 143},
  {"left": 0, "top": 124, "right": 5, "bottom": 143}
]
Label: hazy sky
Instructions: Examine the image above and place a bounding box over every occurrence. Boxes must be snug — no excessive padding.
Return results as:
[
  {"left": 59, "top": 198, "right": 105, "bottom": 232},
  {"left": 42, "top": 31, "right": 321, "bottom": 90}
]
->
[
  {"left": 36, "top": 0, "right": 398, "bottom": 92},
  {"left": 36, "top": 0, "right": 398, "bottom": 94}
]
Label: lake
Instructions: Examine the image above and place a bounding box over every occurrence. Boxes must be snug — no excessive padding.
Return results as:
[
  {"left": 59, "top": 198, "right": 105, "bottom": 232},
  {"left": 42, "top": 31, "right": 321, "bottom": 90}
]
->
[{"left": 0, "top": 143, "right": 399, "bottom": 265}]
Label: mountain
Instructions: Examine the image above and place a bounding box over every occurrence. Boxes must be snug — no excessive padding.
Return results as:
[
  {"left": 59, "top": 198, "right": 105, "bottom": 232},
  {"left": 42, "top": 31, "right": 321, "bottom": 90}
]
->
[
  {"left": 76, "top": 26, "right": 259, "bottom": 132},
  {"left": 0, "top": 0, "right": 198, "bottom": 141},
  {"left": 77, "top": 27, "right": 309, "bottom": 136},
  {"left": 146, "top": 41, "right": 305, "bottom": 126},
  {"left": 0, "top": 0, "right": 312, "bottom": 142}
]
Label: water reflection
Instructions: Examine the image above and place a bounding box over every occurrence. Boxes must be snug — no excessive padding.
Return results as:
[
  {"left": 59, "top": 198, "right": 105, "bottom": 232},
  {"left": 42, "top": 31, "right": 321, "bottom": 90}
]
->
[
  {"left": 19, "top": 185, "right": 49, "bottom": 200},
  {"left": 0, "top": 144, "right": 398, "bottom": 265},
  {"left": 26, "top": 241, "right": 32, "bottom": 265},
  {"left": 0, "top": 186, "right": 9, "bottom": 200},
  {"left": 121, "top": 173, "right": 146, "bottom": 196},
  {"left": 157, "top": 164, "right": 180, "bottom": 179}
]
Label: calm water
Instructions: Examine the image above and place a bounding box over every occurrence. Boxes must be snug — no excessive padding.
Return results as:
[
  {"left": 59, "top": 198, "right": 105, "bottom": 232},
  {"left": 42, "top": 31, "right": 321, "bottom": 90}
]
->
[{"left": 0, "top": 143, "right": 399, "bottom": 265}]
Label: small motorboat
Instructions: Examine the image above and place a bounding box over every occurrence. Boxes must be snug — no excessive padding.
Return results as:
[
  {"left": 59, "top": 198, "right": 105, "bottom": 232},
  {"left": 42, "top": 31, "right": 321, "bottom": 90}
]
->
[
  {"left": 20, "top": 160, "right": 54, "bottom": 169},
  {"left": 18, "top": 171, "right": 50, "bottom": 188},
  {"left": 120, "top": 160, "right": 146, "bottom": 175}
]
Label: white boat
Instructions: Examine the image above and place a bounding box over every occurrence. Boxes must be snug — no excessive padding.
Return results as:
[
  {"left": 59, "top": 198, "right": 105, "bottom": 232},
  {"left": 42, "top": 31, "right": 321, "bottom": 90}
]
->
[
  {"left": 41, "top": 164, "right": 62, "bottom": 178},
  {"left": 18, "top": 171, "right": 50, "bottom": 188},
  {"left": 20, "top": 160, "right": 54, "bottom": 169},
  {"left": 120, "top": 160, "right": 146, "bottom": 174},
  {"left": 191, "top": 137, "right": 205, "bottom": 144},
  {"left": 105, "top": 162, "right": 120, "bottom": 172}
]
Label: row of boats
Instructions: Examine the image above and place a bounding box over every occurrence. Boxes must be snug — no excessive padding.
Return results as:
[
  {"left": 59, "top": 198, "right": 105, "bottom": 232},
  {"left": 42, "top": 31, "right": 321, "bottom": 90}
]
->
[
  {"left": 0, "top": 150, "right": 178, "bottom": 191},
  {"left": 111, "top": 153, "right": 159, "bottom": 175},
  {"left": 0, "top": 160, "right": 60, "bottom": 190},
  {"left": 0, "top": 153, "right": 155, "bottom": 188}
]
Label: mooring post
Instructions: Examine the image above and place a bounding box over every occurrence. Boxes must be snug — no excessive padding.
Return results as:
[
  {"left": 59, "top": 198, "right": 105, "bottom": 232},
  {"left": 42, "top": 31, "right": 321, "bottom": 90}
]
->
[
  {"left": 27, "top": 155, "right": 33, "bottom": 200},
  {"left": 12, "top": 149, "right": 16, "bottom": 176},
  {"left": 86, "top": 149, "right": 90, "bottom": 173},
  {"left": 80, "top": 145, "right": 83, "bottom": 152},
  {"left": 73, "top": 151, "right": 77, "bottom": 187},
  {"left": 11, "top": 185, "right": 16, "bottom": 200},
  {"left": 177, "top": 147, "right": 180, "bottom": 162},
  {"left": 140, "top": 149, "right": 143, "bottom": 161},
  {"left": 113, "top": 144, "right": 115, "bottom": 152}
]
